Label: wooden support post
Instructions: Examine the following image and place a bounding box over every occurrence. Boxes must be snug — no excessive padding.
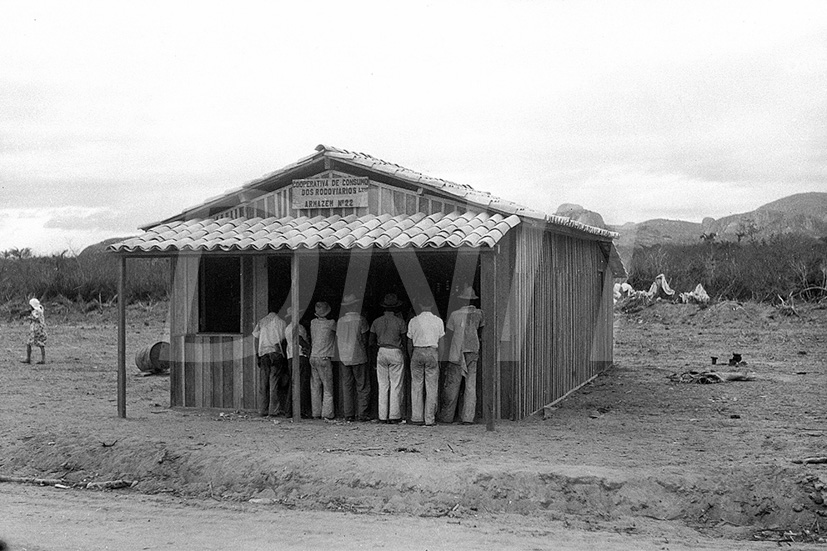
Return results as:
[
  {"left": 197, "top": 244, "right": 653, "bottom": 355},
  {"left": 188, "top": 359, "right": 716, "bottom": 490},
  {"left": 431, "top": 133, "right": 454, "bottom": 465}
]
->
[
  {"left": 117, "top": 255, "right": 127, "bottom": 418},
  {"left": 291, "top": 252, "right": 301, "bottom": 422},
  {"left": 481, "top": 250, "right": 497, "bottom": 431}
]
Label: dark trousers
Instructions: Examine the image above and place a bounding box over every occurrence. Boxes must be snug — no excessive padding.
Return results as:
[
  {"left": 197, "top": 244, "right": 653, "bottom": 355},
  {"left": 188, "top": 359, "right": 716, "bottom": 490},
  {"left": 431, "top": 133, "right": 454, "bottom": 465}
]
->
[
  {"left": 439, "top": 352, "right": 478, "bottom": 423},
  {"left": 289, "top": 355, "right": 313, "bottom": 418},
  {"left": 259, "top": 351, "right": 288, "bottom": 416},
  {"left": 341, "top": 362, "right": 371, "bottom": 419}
]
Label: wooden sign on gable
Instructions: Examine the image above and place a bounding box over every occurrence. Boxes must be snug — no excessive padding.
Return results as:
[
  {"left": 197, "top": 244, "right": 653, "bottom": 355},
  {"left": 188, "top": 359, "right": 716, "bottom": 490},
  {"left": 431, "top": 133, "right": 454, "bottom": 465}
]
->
[{"left": 292, "top": 177, "right": 370, "bottom": 210}]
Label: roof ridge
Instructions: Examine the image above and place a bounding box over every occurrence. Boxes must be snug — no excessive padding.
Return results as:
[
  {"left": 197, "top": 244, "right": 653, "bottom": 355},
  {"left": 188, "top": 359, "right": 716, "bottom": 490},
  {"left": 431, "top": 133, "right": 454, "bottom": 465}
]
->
[
  {"left": 147, "top": 145, "right": 618, "bottom": 240},
  {"left": 318, "top": 144, "right": 473, "bottom": 192}
]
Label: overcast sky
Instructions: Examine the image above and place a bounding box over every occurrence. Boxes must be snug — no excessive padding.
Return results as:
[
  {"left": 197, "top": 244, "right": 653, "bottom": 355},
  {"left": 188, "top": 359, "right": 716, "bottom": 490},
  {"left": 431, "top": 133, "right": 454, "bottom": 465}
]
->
[{"left": 2, "top": 1, "right": 826, "bottom": 254}]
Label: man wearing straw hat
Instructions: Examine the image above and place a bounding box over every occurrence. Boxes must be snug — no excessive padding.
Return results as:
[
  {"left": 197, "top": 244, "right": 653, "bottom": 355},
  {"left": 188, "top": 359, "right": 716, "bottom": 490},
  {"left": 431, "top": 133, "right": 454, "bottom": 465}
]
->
[
  {"left": 439, "top": 285, "right": 485, "bottom": 425},
  {"left": 336, "top": 293, "right": 371, "bottom": 422},
  {"left": 370, "top": 293, "right": 407, "bottom": 424},
  {"left": 309, "top": 301, "right": 336, "bottom": 420},
  {"left": 406, "top": 295, "right": 444, "bottom": 426},
  {"left": 252, "top": 308, "right": 287, "bottom": 417}
]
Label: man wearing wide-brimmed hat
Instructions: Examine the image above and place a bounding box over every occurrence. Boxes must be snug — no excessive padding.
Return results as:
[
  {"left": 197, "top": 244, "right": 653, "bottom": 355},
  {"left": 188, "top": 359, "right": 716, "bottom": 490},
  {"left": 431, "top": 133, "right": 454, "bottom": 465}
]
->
[
  {"left": 336, "top": 293, "right": 371, "bottom": 421},
  {"left": 439, "top": 285, "right": 485, "bottom": 425},
  {"left": 370, "top": 293, "right": 407, "bottom": 423},
  {"left": 252, "top": 307, "right": 287, "bottom": 417},
  {"left": 309, "top": 301, "right": 336, "bottom": 420},
  {"left": 285, "top": 306, "right": 312, "bottom": 419},
  {"left": 406, "top": 295, "right": 444, "bottom": 426}
]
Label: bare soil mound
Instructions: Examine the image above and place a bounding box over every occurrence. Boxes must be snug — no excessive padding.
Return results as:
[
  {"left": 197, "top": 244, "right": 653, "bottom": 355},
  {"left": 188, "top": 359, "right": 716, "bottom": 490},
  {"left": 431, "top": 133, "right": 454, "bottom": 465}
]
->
[{"left": 1, "top": 300, "right": 826, "bottom": 544}]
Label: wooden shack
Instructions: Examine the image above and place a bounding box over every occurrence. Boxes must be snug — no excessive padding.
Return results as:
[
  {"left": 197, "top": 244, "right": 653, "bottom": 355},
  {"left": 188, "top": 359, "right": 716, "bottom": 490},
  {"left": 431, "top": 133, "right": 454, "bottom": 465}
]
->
[{"left": 110, "top": 145, "right": 625, "bottom": 423}]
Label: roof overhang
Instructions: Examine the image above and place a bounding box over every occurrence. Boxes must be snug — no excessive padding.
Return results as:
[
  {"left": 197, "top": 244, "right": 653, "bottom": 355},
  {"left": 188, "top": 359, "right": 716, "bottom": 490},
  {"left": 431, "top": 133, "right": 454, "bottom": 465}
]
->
[{"left": 111, "top": 211, "right": 521, "bottom": 256}]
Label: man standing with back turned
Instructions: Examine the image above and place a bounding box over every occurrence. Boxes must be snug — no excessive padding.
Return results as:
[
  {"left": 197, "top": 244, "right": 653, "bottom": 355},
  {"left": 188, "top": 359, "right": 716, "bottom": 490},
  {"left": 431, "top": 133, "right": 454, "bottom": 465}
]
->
[
  {"left": 439, "top": 285, "right": 485, "bottom": 425},
  {"left": 370, "top": 293, "right": 407, "bottom": 424},
  {"left": 337, "top": 293, "right": 371, "bottom": 422},
  {"left": 407, "top": 296, "right": 444, "bottom": 426},
  {"left": 252, "top": 308, "right": 287, "bottom": 417}
]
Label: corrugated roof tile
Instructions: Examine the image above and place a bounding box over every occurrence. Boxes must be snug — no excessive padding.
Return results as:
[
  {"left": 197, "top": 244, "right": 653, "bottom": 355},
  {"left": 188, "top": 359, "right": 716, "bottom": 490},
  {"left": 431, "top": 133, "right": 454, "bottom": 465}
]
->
[
  {"left": 445, "top": 234, "right": 464, "bottom": 247},
  {"left": 109, "top": 211, "right": 521, "bottom": 254}
]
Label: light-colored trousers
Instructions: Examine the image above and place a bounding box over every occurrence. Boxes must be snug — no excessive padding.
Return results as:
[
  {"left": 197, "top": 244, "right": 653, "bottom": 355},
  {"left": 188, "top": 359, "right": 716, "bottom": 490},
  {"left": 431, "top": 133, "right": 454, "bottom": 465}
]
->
[
  {"left": 410, "top": 347, "right": 439, "bottom": 425},
  {"left": 309, "top": 356, "right": 335, "bottom": 419},
  {"left": 376, "top": 347, "right": 405, "bottom": 421},
  {"left": 439, "top": 352, "right": 478, "bottom": 423}
]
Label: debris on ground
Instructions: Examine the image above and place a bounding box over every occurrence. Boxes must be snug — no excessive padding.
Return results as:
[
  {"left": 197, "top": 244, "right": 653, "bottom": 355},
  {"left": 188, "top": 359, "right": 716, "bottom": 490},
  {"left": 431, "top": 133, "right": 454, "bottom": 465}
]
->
[
  {"left": 793, "top": 456, "right": 827, "bottom": 465},
  {"left": 86, "top": 479, "right": 132, "bottom": 490},
  {"left": 669, "top": 370, "right": 757, "bottom": 384},
  {"left": 777, "top": 294, "right": 800, "bottom": 317},
  {"left": 753, "top": 527, "right": 825, "bottom": 544},
  {"left": 615, "top": 275, "right": 709, "bottom": 311},
  {"left": 0, "top": 474, "right": 65, "bottom": 486},
  {"left": 679, "top": 283, "right": 710, "bottom": 305}
]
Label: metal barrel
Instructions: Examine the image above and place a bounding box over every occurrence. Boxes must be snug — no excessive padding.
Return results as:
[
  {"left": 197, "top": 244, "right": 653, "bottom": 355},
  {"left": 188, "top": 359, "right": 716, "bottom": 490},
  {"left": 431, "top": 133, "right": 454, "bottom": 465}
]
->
[{"left": 135, "top": 341, "right": 170, "bottom": 373}]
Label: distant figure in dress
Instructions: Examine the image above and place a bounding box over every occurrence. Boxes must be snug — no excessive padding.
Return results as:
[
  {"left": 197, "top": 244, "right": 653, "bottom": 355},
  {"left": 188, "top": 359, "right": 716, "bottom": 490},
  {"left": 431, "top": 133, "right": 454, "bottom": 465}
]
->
[{"left": 23, "top": 298, "right": 47, "bottom": 364}]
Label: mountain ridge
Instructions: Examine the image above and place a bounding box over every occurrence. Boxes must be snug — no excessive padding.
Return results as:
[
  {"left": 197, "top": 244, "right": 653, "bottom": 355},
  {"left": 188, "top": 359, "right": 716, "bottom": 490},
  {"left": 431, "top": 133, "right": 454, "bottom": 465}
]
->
[{"left": 604, "top": 192, "right": 827, "bottom": 251}]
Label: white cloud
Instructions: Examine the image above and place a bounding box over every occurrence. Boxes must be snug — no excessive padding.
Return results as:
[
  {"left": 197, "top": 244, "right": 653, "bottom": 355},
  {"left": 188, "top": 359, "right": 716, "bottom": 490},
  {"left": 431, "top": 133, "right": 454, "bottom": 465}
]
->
[
  {"left": 0, "top": 207, "right": 138, "bottom": 256},
  {"left": 1, "top": 1, "right": 826, "bottom": 253}
]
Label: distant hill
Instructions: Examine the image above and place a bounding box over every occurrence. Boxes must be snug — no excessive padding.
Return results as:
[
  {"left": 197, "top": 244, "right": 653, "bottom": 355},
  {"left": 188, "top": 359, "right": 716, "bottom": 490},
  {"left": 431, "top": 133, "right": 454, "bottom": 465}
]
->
[
  {"left": 613, "top": 219, "right": 704, "bottom": 249},
  {"left": 555, "top": 192, "right": 827, "bottom": 272},
  {"left": 78, "top": 236, "right": 135, "bottom": 257},
  {"left": 553, "top": 203, "right": 609, "bottom": 230},
  {"left": 608, "top": 191, "right": 827, "bottom": 248},
  {"left": 704, "top": 192, "right": 827, "bottom": 241}
]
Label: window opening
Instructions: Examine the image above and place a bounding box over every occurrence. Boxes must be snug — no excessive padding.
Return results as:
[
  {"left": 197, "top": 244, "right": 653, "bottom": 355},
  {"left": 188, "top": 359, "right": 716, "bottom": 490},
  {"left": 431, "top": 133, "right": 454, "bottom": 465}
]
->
[{"left": 199, "top": 256, "right": 241, "bottom": 333}]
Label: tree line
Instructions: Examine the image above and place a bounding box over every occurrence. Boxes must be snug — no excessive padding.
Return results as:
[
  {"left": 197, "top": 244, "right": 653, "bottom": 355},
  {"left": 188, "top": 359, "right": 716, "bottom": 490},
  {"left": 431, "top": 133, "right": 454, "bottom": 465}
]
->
[
  {"left": 0, "top": 250, "right": 168, "bottom": 308},
  {"left": 627, "top": 234, "right": 827, "bottom": 303}
]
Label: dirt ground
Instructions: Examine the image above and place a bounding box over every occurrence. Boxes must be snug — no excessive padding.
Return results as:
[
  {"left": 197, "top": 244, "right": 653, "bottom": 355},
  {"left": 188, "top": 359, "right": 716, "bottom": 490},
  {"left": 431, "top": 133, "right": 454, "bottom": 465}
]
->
[{"left": 1, "top": 299, "right": 826, "bottom": 549}]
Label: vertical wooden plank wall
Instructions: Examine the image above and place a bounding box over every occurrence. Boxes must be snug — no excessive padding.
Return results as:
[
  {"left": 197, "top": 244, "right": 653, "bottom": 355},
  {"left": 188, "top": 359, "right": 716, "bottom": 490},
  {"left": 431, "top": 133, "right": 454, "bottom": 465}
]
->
[
  {"left": 589, "top": 265, "right": 614, "bottom": 370},
  {"left": 495, "top": 233, "right": 516, "bottom": 420},
  {"left": 246, "top": 256, "right": 268, "bottom": 410},
  {"left": 510, "top": 225, "right": 543, "bottom": 419},
  {"left": 237, "top": 257, "right": 254, "bottom": 410},
  {"left": 480, "top": 250, "right": 497, "bottom": 428},
  {"left": 170, "top": 255, "right": 200, "bottom": 407},
  {"left": 168, "top": 257, "right": 180, "bottom": 407},
  {"left": 170, "top": 255, "right": 265, "bottom": 410},
  {"left": 504, "top": 227, "right": 614, "bottom": 419}
]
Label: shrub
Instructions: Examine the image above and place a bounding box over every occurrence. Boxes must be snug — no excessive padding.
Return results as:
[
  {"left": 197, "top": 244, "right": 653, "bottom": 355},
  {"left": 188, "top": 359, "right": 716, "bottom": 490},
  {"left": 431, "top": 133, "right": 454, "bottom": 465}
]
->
[
  {"left": 0, "top": 251, "right": 168, "bottom": 305},
  {"left": 627, "top": 234, "right": 827, "bottom": 302}
]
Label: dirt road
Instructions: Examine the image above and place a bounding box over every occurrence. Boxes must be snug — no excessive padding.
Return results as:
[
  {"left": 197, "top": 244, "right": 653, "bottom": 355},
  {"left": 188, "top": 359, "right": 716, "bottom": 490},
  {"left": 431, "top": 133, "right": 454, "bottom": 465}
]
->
[{"left": 1, "top": 485, "right": 798, "bottom": 551}]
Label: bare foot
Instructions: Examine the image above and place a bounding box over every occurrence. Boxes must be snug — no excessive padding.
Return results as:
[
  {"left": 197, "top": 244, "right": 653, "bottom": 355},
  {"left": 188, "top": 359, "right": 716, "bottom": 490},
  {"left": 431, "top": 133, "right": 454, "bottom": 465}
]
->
[
  {"left": 21, "top": 359, "right": 31, "bottom": 364},
  {"left": 36, "top": 361, "right": 46, "bottom": 365}
]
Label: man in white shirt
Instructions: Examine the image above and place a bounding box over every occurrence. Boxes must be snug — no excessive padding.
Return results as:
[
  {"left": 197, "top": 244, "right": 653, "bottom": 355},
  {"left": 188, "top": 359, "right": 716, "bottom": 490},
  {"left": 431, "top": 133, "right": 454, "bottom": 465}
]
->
[
  {"left": 406, "top": 297, "right": 444, "bottom": 426},
  {"left": 337, "top": 294, "right": 371, "bottom": 421},
  {"left": 252, "top": 310, "right": 287, "bottom": 417}
]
